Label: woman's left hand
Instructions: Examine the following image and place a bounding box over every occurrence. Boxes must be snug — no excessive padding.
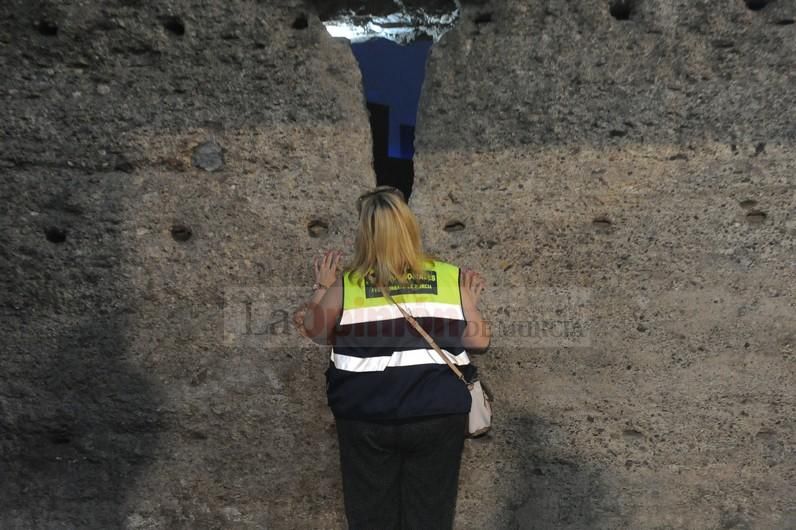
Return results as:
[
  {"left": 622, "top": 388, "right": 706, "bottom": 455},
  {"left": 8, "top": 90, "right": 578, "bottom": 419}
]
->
[
  {"left": 292, "top": 304, "right": 310, "bottom": 338},
  {"left": 314, "top": 249, "right": 342, "bottom": 288}
]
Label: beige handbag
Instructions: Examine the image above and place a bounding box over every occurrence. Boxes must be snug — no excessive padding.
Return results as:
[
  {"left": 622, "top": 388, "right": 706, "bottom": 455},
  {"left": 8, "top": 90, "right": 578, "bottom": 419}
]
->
[{"left": 379, "top": 285, "right": 493, "bottom": 437}]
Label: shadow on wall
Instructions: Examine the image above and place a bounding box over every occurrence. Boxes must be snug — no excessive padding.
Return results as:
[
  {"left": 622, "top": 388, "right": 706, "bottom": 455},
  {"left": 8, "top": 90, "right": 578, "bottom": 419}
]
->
[
  {"left": 503, "top": 413, "right": 622, "bottom": 529},
  {"left": 0, "top": 175, "right": 164, "bottom": 528}
]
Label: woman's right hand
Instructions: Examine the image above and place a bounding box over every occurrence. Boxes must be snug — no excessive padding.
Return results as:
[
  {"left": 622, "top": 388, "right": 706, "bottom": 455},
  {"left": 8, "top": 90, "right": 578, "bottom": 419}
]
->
[
  {"left": 461, "top": 268, "right": 486, "bottom": 305},
  {"left": 460, "top": 268, "right": 490, "bottom": 350}
]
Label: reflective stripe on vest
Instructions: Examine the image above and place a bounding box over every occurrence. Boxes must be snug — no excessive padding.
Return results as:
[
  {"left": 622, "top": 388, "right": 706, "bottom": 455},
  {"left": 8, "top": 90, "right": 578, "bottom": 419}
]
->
[{"left": 330, "top": 348, "right": 470, "bottom": 372}]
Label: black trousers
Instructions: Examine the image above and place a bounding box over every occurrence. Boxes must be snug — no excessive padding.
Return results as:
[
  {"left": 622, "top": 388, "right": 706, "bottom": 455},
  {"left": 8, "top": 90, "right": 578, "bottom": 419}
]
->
[{"left": 335, "top": 413, "right": 468, "bottom": 530}]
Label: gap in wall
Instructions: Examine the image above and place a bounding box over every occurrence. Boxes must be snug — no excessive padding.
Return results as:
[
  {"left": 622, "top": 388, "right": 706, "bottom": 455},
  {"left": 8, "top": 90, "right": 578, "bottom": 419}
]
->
[{"left": 317, "top": 0, "right": 460, "bottom": 200}]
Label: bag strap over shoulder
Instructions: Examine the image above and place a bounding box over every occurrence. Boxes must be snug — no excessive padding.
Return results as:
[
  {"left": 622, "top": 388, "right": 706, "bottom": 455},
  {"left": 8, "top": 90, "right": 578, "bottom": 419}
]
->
[{"left": 377, "top": 284, "right": 468, "bottom": 384}]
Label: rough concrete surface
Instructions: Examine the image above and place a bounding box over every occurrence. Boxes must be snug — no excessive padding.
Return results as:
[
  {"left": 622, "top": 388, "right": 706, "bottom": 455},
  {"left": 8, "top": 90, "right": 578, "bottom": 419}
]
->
[{"left": 0, "top": 0, "right": 794, "bottom": 529}]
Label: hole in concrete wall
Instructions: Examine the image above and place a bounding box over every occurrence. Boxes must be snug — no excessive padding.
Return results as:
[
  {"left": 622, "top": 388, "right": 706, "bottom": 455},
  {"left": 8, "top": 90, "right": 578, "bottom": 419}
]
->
[
  {"left": 292, "top": 14, "right": 309, "bottom": 29},
  {"left": 712, "top": 39, "right": 734, "bottom": 49},
  {"left": 443, "top": 220, "right": 465, "bottom": 232},
  {"left": 622, "top": 428, "right": 644, "bottom": 439},
  {"left": 170, "top": 224, "right": 192, "bottom": 242},
  {"left": 35, "top": 20, "right": 59, "bottom": 36},
  {"left": 474, "top": 12, "right": 492, "bottom": 24},
  {"left": 115, "top": 157, "right": 135, "bottom": 173},
  {"left": 775, "top": 19, "right": 795, "bottom": 25},
  {"left": 317, "top": 1, "right": 459, "bottom": 200},
  {"left": 307, "top": 219, "right": 329, "bottom": 237},
  {"left": 45, "top": 226, "right": 67, "bottom": 243},
  {"left": 745, "top": 210, "right": 767, "bottom": 223},
  {"left": 162, "top": 16, "right": 185, "bottom": 36},
  {"left": 739, "top": 199, "right": 758, "bottom": 209},
  {"left": 50, "top": 428, "right": 72, "bottom": 445},
  {"left": 609, "top": 0, "right": 635, "bottom": 20},
  {"left": 477, "top": 238, "right": 497, "bottom": 249},
  {"left": 744, "top": 0, "right": 769, "bottom": 10},
  {"left": 592, "top": 216, "right": 613, "bottom": 231}
]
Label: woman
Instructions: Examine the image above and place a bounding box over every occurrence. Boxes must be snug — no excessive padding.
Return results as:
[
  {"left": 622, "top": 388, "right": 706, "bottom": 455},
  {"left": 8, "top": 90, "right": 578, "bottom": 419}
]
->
[{"left": 293, "top": 185, "right": 490, "bottom": 529}]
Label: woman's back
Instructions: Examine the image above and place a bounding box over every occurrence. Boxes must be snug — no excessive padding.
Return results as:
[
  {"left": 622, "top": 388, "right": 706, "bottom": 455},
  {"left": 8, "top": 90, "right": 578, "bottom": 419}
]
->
[{"left": 327, "top": 258, "right": 475, "bottom": 420}]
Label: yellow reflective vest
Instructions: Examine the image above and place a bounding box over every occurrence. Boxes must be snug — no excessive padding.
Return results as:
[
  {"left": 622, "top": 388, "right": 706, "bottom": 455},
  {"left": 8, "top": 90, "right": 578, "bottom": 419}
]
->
[{"left": 325, "top": 259, "right": 474, "bottom": 420}]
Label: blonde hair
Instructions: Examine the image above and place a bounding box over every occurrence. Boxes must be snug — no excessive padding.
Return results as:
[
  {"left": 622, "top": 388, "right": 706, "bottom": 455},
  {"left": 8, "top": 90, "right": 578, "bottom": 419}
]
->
[{"left": 346, "top": 186, "right": 433, "bottom": 287}]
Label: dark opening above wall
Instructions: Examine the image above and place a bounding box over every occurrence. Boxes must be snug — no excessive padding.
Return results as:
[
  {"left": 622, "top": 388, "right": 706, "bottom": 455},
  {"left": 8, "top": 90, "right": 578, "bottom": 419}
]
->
[{"left": 315, "top": 0, "right": 460, "bottom": 199}]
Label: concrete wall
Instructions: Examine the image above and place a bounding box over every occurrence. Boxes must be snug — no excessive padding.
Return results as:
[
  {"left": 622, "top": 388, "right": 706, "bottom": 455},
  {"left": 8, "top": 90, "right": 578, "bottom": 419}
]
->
[
  {"left": 0, "top": 0, "right": 793, "bottom": 528},
  {"left": 413, "top": 1, "right": 795, "bottom": 528},
  {"left": 1, "top": 1, "right": 370, "bottom": 527}
]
